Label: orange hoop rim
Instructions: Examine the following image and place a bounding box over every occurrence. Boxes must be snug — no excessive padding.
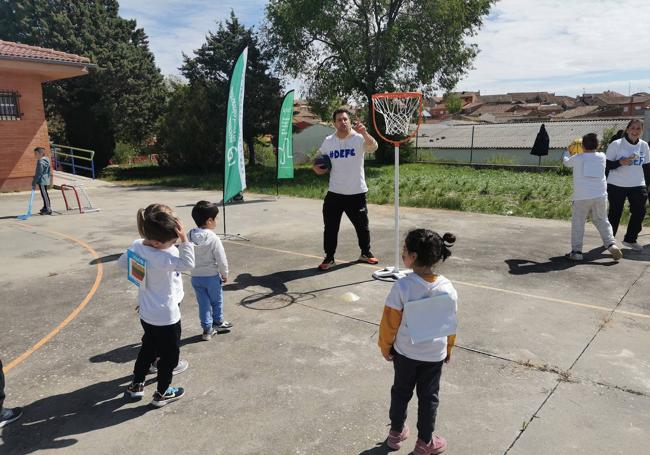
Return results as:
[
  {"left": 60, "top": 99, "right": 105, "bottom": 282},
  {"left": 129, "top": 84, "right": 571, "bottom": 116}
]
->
[{"left": 371, "top": 92, "right": 423, "bottom": 146}]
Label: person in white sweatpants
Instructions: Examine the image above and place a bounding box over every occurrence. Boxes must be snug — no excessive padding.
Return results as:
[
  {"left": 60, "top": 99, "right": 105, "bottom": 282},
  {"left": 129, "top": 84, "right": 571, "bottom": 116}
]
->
[{"left": 562, "top": 133, "right": 623, "bottom": 261}]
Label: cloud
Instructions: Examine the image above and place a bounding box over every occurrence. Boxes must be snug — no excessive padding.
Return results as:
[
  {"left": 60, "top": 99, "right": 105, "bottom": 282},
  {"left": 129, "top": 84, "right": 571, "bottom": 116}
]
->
[
  {"left": 456, "top": 0, "right": 650, "bottom": 95},
  {"left": 119, "top": 0, "right": 650, "bottom": 97},
  {"left": 119, "top": 0, "right": 266, "bottom": 76}
]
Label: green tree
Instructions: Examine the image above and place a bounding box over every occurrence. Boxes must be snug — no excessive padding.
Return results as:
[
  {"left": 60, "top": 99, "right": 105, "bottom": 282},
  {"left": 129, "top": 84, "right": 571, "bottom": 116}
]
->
[
  {"left": 444, "top": 92, "right": 463, "bottom": 114},
  {"left": 0, "top": 0, "right": 165, "bottom": 168},
  {"left": 179, "top": 11, "right": 283, "bottom": 166},
  {"left": 265, "top": 0, "right": 494, "bottom": 162},
  {"left": 157, "top": 80, "right": 218, "bottom": 169}
]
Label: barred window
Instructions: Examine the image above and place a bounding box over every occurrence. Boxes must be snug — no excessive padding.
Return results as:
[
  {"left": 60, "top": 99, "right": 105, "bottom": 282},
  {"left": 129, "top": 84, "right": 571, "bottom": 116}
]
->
[{"left": 0, "top": 91, "right": 21, "bottom": 121}]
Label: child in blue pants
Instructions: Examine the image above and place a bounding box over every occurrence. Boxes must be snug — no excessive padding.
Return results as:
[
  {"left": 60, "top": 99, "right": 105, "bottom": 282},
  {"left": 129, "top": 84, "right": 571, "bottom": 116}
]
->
[{"left": 188, "top": 201, "right": 232, "bottom": 341}]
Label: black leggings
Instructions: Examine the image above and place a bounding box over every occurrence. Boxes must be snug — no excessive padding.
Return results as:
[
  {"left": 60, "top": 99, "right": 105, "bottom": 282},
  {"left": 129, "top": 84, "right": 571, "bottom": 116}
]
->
[
  {"left": 133, "top": 320, "right": 181, "bottom": 394},
  {"left": 389, "top": 350, "right": 443, "bottom": 443},
  {"left": 0, "top": 358, "right": 5, "bottom": 409},
  {"left": 607, "top": 184, "right": 648, "bottom": 243}
]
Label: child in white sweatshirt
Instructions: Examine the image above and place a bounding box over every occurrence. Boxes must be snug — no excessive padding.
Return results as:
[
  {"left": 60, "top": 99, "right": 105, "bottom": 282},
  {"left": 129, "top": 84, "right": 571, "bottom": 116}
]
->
[
  {"left": 188, "top": 200, "right": 231, "bottom": 341},
  {"left": 562, "top": 133, "right": 622, "bottom": 261},
  {"left": 121, "top": 204, "right": 195, "bottom": 407}
]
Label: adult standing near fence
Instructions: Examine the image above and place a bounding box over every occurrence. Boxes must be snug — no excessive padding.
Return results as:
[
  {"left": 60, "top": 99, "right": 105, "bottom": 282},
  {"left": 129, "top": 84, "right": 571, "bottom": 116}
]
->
[
  {"left": 313, "top": 108, "right": 379, "bottom": 270},
  {"left": 0, "top": 359, "right": 23, "bottom": 428},
  {"left": 605, "top": 119, "right": 650, "bottom": 250}
]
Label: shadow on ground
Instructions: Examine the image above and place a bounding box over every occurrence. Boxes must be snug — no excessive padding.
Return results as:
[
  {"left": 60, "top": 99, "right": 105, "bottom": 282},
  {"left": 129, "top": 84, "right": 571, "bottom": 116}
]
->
[
  {"left": 357, "top": 443, "right": 392, "bottom": 455},
  {"left": 505, "top": 246, "right": 619, "bottom": 275},
  {"left": 0, "top": 375, "right": 152, "bottom": 455},
  {"left": 224, "top": 263, "right": 372, "bottom": 309},
  {"left": 89, "top": 253, "right": 122, "bottom": 265}
]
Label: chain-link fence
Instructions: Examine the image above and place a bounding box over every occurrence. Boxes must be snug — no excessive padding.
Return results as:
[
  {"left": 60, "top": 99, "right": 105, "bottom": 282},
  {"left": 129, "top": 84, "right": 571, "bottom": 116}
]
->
[{"left": 412, "top": 119, "right": 632, "bottom": 167}]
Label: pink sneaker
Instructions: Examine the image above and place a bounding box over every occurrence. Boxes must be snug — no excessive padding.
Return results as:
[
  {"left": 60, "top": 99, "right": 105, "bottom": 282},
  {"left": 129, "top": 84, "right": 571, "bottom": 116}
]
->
[
  {"left": 413, "top": 435, "right": 447, "bottom": 455},
  {"left": 386, "top": 425, "right": 409, "bottom": 450}
]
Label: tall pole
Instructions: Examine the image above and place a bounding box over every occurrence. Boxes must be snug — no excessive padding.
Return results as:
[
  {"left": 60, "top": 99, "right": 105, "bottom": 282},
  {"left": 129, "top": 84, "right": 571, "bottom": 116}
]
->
[
  {"left": 276, "top": 143, "right": 279, "bottom": 198},
  {"left": 469, "top": 126, "right": 475, "bottom": 164},
  {"left": 222, "top": 171, "right": 227, "bottom": 236},
  {"left": 394, "top": 144, "right": 400, "bottom": 273}
]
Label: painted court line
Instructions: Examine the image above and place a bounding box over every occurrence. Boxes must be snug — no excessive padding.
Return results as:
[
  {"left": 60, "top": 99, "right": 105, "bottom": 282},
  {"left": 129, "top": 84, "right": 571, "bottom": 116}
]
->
[
  {"left": 225, "top": 239, "right": 650, "bottom": 320},
  {"left": 3, "top": 224, "right": 104, "bottom": 374}
]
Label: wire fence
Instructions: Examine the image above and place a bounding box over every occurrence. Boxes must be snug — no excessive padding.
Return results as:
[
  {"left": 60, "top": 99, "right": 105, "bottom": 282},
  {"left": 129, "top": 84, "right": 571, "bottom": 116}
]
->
[{"left": 410, "top": 119, "right": 633, "bottom": 168}]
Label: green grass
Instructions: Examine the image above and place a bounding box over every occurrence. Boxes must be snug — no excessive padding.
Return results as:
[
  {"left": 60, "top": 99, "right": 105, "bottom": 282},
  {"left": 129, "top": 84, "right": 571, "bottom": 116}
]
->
[{"left": 101, "top": 163, "right": 639, "bottom": 225}]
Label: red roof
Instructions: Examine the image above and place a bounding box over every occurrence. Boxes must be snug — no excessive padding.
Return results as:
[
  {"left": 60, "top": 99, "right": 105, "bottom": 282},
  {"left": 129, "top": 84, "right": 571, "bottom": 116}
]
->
[{"left": 0, "top": 39, "right": 90, "bottom": 65}]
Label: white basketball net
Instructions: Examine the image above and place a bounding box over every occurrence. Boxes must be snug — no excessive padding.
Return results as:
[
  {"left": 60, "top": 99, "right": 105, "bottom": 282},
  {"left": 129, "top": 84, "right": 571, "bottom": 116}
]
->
[{"left": 372, "top": 95, "right": 421, "bottom": 135}]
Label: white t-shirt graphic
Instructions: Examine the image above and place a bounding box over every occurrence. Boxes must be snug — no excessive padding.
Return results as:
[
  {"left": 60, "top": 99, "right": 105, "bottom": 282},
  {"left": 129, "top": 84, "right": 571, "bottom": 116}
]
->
[
  {"left": 606, "top": 137, "right": 649, "bottom": 187},
  {"left": 317, "top": 131, "right": 376, "bottom": 195}
]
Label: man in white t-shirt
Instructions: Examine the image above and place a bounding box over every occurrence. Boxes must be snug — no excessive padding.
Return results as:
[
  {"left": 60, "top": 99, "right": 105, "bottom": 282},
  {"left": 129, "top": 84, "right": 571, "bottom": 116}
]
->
[{"left": 313, "top": 108, "right": 379, "bottom": 270}]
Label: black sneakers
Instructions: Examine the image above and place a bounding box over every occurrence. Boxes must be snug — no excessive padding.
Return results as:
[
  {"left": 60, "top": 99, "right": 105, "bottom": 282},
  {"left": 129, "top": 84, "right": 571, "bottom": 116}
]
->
[
  {"left": 151, "top": 386, "right": 185, "bottom": 408},
  {"left": 0, "top": 407, "right": 23, "bottom": 428},
  {"left": 124, "top": 382, "right": 145, "bottom": 399},
  {"left": 213, "top": 320, "right": 233, "bottom": 333}
]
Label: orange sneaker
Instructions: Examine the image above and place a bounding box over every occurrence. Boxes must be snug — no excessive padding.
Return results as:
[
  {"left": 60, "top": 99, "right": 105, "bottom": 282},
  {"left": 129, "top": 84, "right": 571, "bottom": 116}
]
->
[
  {"left": 358, "top": 252, "right": 379, "bottom": 264},
  {"left": 318, "top": 256, "right": 335, "bottom": 270}
]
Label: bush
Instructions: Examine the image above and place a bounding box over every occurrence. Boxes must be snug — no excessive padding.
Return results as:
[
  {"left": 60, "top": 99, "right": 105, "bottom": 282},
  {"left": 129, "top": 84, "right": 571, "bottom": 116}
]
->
[
  {"left": 112, "top": 142, "right": 139, "bottom": 165},
  {"left": 254, "top": 139, "right": 277, "bottom": 167}
]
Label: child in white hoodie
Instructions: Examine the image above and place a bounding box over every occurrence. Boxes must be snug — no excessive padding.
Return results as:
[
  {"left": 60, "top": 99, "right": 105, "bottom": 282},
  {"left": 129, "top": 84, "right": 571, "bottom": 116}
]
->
[{"left": 189, "top": 201, "right": 231, "bottom": 341}]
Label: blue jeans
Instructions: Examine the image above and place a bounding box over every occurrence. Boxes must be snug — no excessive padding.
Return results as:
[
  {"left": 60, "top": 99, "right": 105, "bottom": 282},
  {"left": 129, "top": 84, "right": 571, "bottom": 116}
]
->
[{"left": 191, "top": 275, "right": 224, "bottom": 331}]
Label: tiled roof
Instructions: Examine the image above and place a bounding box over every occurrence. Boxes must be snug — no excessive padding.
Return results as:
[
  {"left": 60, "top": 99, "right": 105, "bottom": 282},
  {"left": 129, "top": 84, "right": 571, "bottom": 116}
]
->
[
  {"left": 478, "top": 94, "right": 513, "bottom": 103},
  {"left": 0, "top": 40, "right": 90, "bottom": 64},
  {"left": 553, "top": 106, "right": 600, "bottom": 119},
  {"left": 417, "top": 119, "right": 632, "bottom": 149},
  {"left": 472, "top": 104, "right": 515, "bottom": 115}
]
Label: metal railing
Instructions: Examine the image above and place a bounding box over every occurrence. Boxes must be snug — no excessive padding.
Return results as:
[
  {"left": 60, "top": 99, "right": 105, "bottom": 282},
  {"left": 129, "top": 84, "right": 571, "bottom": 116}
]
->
[{"left": 51, "top": 143, "right": 96, "bottom": 179}]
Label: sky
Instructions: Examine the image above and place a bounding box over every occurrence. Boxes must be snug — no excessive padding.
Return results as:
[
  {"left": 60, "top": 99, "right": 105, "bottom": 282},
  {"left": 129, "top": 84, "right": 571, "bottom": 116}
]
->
[{"left": 119, "top": 0, "right": 650, "bottom": 98}]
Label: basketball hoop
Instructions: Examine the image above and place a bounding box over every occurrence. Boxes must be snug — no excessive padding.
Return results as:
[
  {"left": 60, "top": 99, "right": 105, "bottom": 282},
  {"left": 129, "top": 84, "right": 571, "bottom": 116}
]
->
[
  {"left": 371, "top": 92, "right": 423, "bottom": 280},
  {"left": 371, "top": 92, "right": 423, "bottom": 145}
]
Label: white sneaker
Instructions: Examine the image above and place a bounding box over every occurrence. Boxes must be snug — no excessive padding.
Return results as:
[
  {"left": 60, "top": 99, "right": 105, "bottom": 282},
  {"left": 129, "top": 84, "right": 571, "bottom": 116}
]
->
[
  {"left": 202, "top": 327, "right": 216, "bottom": 341},
  {"left": 607, "top": 244, "right": 623, "bottom": 260},
  {"left": 148, "top": 359, "right": 189, "bottom": 375},
  {"left": 622, "top": 241, "right": 643, "bottom": 251},
  {"left": 566, "top": 251, "right": 583, "bottom": 261}
]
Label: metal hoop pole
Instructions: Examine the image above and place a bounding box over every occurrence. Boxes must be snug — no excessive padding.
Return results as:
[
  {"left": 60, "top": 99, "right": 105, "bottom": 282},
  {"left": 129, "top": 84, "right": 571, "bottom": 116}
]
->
[{"left": 394, "top": 144, "right": 400, "bottom": 272}]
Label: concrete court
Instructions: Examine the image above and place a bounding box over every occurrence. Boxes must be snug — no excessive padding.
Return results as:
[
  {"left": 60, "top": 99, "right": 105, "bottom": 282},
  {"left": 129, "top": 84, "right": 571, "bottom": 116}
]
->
[{"left": 0, "top": 183, "right": 649, "bottom": 455}]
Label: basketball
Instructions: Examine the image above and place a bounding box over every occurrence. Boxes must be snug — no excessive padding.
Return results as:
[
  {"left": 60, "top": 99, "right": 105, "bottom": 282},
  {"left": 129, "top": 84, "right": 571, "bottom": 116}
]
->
[
  {"left": 314, "top": 154, "right": 332, "bottom": 170},
  {"left": 568, "top": 138, "right": 583, "bottom": 155}
]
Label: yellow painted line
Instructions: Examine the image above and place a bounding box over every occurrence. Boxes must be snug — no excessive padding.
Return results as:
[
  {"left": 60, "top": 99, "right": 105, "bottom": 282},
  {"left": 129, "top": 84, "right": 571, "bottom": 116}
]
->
[
  {"left": 3, "top": 224, "right": 104, "bottom": 374},
  {"left": 225, "top": 239, "right": 650, "bottom": 320},
  {"left": 453, "top": 280, "right": 650, "bottom": 320}
]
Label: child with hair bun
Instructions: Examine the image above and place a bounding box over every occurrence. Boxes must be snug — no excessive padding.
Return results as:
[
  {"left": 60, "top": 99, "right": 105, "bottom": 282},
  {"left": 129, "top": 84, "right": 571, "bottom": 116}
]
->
[{"left": 378, "top": 229, "right": 458, "bottom": 455}]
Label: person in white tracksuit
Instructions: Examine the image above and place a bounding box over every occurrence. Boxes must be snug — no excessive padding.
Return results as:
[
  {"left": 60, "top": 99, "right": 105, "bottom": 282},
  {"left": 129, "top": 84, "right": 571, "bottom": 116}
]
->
[{"left": 562, "top": 133, "right": 622, "bottom": 261}]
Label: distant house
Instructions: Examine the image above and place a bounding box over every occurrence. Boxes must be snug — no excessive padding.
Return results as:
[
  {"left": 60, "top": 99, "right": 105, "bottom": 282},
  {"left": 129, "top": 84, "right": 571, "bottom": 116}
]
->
[
  {"left": 0, "top": 40, "right": 92, "bottom": 191},
  {"left": 425, "top": 91, "right": 480, "bottom": 122},
  {"left": 292, "top": 99, "right": 321, "bottom": 131},
  {"left": 553, "top": 105, "right": 602, "bottom": 119},
  {"left": 292, "top": 123, "right": 334, "bottom": 164}
]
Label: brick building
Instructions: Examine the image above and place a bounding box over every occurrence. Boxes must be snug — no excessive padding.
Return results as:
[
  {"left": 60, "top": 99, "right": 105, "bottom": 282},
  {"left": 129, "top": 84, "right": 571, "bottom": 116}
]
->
[{"left": 0, "top": 40, "right": 92, "bottom": 191}]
